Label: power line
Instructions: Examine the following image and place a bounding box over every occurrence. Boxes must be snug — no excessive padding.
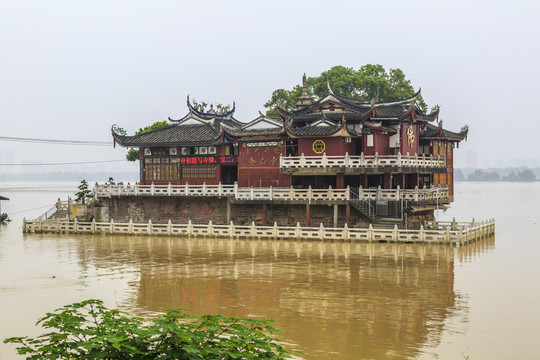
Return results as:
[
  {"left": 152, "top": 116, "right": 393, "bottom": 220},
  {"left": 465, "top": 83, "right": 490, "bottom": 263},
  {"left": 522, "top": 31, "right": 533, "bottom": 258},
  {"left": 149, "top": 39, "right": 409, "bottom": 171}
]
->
[
  {"left": 0, "top": 160, "right": 126, "bottom": 166},
  {"left": 0, "top": 136, "right": 112, "bottom": 146}
]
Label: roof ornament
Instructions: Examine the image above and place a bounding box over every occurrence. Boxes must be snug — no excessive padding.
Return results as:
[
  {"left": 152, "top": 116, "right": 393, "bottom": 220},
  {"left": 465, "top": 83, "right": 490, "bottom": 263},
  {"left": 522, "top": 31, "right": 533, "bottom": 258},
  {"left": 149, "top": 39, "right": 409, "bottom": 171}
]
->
[
  {"left": 326, "top": 78, "right": 335, "bottom": 95},
  {"left": 460, "top": 124, "right": 469, "bottom": 140},
  {"left": 438, "top": 119, "right": 443, "bottom": 129}
]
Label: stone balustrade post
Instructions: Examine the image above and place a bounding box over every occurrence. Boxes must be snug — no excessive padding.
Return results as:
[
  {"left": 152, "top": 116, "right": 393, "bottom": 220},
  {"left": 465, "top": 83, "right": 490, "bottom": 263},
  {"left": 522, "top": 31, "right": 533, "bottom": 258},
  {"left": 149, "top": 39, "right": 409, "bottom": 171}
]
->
[
  {"left": 218, "top": 182, "right": 223, "bottom": 198},
  {"left": 250, "top": 221, "right": 256, "bottom": 237},
  {"left": 128, "top": 218, "right": 133, "bottom": 234},
  {"left": 396, "top": 185, "right": 400, "bottom": 201},
  {"left": 187, "top": 219, "right": 193, "bottom": 237},
  {"left": 168, "top": 182, "right": 172, "bottom": 195},
  {"left": 229, "top": 221, "right": 234, "bottom": 237},
  {"left": 269, "top": 186, "right": 273, "bottom": 201},
  {"left": 415, "top": 186, "right": 419, "bottom": 201},
  {"left": 202, "top": 182, "right": 207, "bottom": 195},
  {"left": 151, "top": 182, "right": 155, "bottom": 196},
  {"left": 289, "top": 185, "right": 294, "bottom": 199},
  {"left": 393, "top": 224, "right": 399, "bottom": 242},
  {"left": 295, "top": 222, "right": 301, "bottom": 238},
  {"left": 346, "top": 185, "right": 350, "bottom": 201},
  {"left": 234, "top": 181, "right": 238, "bottom": 199},
  {"left": 208, "top": 220, "right": 213, "bottom": 236},
  {"left": 308, "top": 185, "right": 313, "bottom": 199},
  {"left": 319, "top": 222, "right": 325, "bottom": 240},
  {"left": 250, "top": 186, "right": 254, "bottom": 200},
  {"left": 327, "top": 185, "right": 332, "bottom": 199},
  {"left": 343, "top": 223, "right": 349, "bottom": 241},
  {"left": 91, "top": 218, "right": 96, "bottom": 234},
  {"left": 377, "top": 185, "right": 382, "bottom": 201},
  {"left": 147, "top": 219, "right": 153, "bottom": 235},
  {"left": 419, "top": 225, "right": 425, "bottom": 243},
  {"left": 167, "top": 220, "right": 172, "bottom": 235},
  {"left": 322, "top": 152, "right": 327, "bottom": 166},
  {"left": 359, "top": 185, "right": 363, "bottom": 198},
  {"left": 344, "top": 152, "right": 350, "bottom": 167},
  {"left": 300, "top": 153, "right": 305, "bottom": 167},
  {"left": 360, "top": 152, "right": 365, "bottom": 166},
  {"left": 273, "top": 221, "right": 278, "bottom": 238},
  {"left": 374, "top": 152, "right": 379, "bottom": 165},
  {"left": 368, "top": 223, "right": 373, "bottom": 242}
]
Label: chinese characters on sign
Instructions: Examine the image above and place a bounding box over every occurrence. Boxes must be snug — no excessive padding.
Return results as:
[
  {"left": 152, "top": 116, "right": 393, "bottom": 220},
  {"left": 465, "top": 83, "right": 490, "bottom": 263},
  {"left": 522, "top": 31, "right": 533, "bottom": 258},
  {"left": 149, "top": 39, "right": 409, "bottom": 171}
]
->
[{"left": 179, "top": 156, "right": 237, "bottom": 165}]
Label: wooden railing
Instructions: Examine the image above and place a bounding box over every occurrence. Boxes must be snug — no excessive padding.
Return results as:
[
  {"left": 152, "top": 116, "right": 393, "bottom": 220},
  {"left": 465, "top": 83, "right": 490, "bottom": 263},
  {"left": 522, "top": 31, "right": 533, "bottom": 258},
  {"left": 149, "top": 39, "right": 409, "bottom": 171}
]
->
[
  {"left": 280, "top": 152, "right": 446, "bottom": 169},
  {"left": 22, "top": 218, "right": 495, "bottom": 245},
  {"left": 95, "top": 183, "right": 449, "bottom": 203}
]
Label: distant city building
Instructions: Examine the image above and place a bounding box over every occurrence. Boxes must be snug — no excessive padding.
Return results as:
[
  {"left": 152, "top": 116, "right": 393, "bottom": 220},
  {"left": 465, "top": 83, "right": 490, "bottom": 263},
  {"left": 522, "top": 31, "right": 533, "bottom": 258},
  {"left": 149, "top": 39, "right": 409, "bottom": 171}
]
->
[{"left": 465, "top": 150, "right": 478, "bottom": 168}]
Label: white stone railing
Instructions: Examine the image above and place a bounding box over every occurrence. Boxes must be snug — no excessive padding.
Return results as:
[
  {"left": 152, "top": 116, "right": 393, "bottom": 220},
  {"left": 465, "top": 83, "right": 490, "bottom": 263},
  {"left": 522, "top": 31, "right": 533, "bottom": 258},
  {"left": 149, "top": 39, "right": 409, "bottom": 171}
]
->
[
  {"left": 95, "top": 183, "right": 449, "bottom": 203},
  {"left": 22, "top": 218, "right": 495, "bottom": 245},
  {"left": 280, "top": 152, "right": 446, "bottom": 169}
]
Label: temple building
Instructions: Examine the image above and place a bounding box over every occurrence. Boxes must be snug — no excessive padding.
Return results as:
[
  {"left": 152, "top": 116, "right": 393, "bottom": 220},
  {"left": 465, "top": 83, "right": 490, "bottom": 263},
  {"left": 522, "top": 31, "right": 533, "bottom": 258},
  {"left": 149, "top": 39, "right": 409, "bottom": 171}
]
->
[{"left": 109, "top": 76, "right": 468, "bottom": 228}]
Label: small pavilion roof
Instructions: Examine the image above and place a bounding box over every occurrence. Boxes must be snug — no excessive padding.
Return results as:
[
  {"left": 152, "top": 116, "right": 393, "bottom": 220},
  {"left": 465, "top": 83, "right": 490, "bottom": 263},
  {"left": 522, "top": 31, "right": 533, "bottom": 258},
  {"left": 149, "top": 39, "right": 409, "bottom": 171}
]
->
[{"left": 421, "top": 122, "right": 469, "bottom": 142}]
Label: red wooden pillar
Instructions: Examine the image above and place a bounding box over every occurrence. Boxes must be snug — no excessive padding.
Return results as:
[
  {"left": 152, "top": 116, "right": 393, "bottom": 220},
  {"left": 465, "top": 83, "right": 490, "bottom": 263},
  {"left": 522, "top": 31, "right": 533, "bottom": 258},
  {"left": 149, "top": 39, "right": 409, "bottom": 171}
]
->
[
  {"left": 262, "top": 202, "right": 267, "bottom": 226},
  {"left": 360, "top": 174, "right": 368, "bottom": 188},
  {"left": 346, "top": 204, "right": 350, "bottom": 227},
  {"left": 399, "top": 173, "right": 406, "bottom": 189},
  {"left": 306, "top": 203, "right": 311, "bottom": 227},
  {"left": 336, "top": 173, "right": 345, "bottom": 189},
  {"left": 383, "top": 173, "right": 392, "bottom": 189}
]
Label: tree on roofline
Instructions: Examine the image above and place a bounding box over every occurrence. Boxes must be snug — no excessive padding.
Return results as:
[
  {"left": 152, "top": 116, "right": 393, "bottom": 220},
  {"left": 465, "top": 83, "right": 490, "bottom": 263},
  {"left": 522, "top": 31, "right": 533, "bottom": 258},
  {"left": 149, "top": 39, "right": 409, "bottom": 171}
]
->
[{"left": 264, "top": 65, "right": 427, "bottom": 117}]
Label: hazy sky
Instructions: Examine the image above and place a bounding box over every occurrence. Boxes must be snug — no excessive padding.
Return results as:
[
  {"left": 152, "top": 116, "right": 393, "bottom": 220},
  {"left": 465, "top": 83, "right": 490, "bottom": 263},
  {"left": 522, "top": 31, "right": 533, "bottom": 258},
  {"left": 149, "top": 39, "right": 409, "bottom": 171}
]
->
[{"left": 1, "top": 0, "right": 539, "bottom": 173}]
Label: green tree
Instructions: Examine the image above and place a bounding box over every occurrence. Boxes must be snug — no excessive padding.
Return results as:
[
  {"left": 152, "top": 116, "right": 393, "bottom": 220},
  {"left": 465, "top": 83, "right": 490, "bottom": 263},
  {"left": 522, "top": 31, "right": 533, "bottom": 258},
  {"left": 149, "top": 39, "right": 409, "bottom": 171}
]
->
[
  {"left": 75, "top": 180, "right": 93, "bottom": 205},
  {"left": 126, "top": 121, "right": 170, "bottom": 161},
  {"left": 264, "top": 65, "right": 427, "bottom": 116},
  {"left": 4, "top": 299, "right": 295, "bottom": 359}
]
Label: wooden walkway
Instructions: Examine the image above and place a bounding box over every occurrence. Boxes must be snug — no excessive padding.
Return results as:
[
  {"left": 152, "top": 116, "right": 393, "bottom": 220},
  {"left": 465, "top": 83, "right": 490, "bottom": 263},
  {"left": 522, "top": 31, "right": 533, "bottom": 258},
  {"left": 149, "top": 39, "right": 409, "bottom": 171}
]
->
[{"left": 23, "top": 218, "right": 495, "bottom": 245}]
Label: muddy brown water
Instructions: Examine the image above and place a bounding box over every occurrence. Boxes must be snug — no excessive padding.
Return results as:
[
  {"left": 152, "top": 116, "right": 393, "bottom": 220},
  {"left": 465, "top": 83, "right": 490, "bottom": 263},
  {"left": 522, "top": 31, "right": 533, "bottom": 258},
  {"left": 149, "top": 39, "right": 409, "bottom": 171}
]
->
[{"left": 0, "top": 182, "right": 538, "bottom": 359}]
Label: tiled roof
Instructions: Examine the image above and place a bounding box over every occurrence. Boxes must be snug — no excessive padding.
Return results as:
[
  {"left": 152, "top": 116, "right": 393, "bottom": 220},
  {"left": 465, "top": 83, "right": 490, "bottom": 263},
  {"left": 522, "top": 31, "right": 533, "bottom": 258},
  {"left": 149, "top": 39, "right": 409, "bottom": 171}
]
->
[
  {"left": 112, "top": 123, "right": 222, "bottom": 147},
  {"left": 421, "top": 123, "right": 468, "bottom": 141}
]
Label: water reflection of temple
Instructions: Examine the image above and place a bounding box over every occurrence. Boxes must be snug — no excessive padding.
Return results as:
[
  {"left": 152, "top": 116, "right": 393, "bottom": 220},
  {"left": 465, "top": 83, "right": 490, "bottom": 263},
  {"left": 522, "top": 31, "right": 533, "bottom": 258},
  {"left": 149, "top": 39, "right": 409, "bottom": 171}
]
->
[{"left": 76, "top": 236, "right": 494, "bottom": 360}]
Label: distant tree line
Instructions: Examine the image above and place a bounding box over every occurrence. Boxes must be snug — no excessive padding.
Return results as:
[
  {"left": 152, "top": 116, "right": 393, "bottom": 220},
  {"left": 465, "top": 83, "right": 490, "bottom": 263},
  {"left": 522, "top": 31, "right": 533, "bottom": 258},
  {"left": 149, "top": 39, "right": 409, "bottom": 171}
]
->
[{"left": 455, "top": 169, "right": 538, "bottom": 182}]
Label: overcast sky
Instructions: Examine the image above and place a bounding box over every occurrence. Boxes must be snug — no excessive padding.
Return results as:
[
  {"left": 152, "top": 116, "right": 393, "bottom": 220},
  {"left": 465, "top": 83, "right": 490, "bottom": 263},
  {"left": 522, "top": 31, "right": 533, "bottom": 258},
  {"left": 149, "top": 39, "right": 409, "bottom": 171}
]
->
[{"left": 1, "top": 0, "right": 539, "bottom": 174}]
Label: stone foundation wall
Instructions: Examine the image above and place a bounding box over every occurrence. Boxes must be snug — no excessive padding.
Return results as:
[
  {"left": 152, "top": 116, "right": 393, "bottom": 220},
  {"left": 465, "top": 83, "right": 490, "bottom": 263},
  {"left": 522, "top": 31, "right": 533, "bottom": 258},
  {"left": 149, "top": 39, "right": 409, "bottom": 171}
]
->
[{"left": 98, "top": 196, "right": 370, "bottom": 228}]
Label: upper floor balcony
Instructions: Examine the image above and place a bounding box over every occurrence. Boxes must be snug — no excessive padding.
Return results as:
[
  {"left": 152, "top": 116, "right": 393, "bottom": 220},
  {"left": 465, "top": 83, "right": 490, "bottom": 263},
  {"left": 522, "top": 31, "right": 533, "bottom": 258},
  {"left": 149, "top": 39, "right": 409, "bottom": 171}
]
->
[
  {"left": 279, "top": 153, "right": 447, "bottom": 174},
  {"left": 94, "top": 182, "right": 450, "bottom": 205}
]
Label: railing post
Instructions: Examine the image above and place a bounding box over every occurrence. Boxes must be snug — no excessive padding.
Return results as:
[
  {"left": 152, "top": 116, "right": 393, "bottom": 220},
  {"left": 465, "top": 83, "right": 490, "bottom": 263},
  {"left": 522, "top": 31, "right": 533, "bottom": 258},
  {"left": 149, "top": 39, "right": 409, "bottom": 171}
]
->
[
  {"left": 234, "top": 181, "right": 238, "bottom": 199},
  {"left": 168, "top": 182, "right": 172, "bottom": 195},
  {"left": 358, "top": 185, "right": 363, "bottom": 199},
  {"left": 151, "top": 182, "right": 155, "bottom": 196},
  {"left": 374, "top": 152, "right": 379, "bottom": 166},
  {"left": 346, "top": 185, "right": 350, "bottom": 201},
  {"left": 360, "top": 152, "right": 365, "bottom": 166},
  {"left": 319, "top": 222, "right": 325, "bottom": 240},
  {"left": 343, "top": 223, "right": 349, "bottom": 241},
  {"left": 393, "top": 224, "right": 398, "bottom": 242},
  {"left": 322, "top": 152, "right": 327, "bottom": 166},
  {"left": 202, "top": 182, "right": 207, "bottom": 195},
  {"left": 397, "top": 152, "right": 402, "bottom": 165},
  {"left": 208, "top": 220, "right": 213, "bottom": 236},
  {"left": 377, "top": 185, "right": 382, "bottom": 201},
  {"left": 368, "top": 223, "right": 373, "bottom": 242},
  {"left": 187, "top": 219, "right": 193, "bottom": 237},
  {"left": 250, "top": 221, "right": 256, "bottom": 237},
  {"left": 22, "top": 217, "right": 27, "bottom": 233},
  {"left": 396, "top": 185, "right": 400, "bottom": 201},
  {"left": 327, "top": 185, "right": 332, "bottom": 199},
  {"left": 134, "top": 183, "right": 139, "bottom": 196},
  {"left": 419, "top": 225, "right": 425, "bottom": 243},
  {"left": 185, "top": 182, "right": 189, "bottom": 195},
  {"left": 128, "top": 218, "right": 133, "bottom": 234},
  {"left": 91, "top": 218, "right": 96, "bottom": 234},
  {"left": 167, "top": 219, "right": 172, "bottom": 235},
  {"left": 300, "top": 153, "right": 306, "bottom": 167},
  {"left": 147, "top": 219, "right": 153, "bottom": 235},
  {"left": 308, "top": 185, "right": 313, "bottom": 199},
  {"left": 344, "top": 152, "right": 350, "bottom": 167},
  {"left": 289, "top": 186, "right": 294, "bottom": 199},
  {"left": 415, "top": 186, "right": 419, "bottom": 201},
  {"left": 229, "top": 221, "right": 234, "bottom": 238},
  {"left": 273, "top": 221, "right": 278, "bottom": 238},
  {"left": 295, "top": 222, "right": 301, "bottom": 239},
  {"left": 250, "top": 186, "right": 254, "bottom": 200},
  {"left": 218, "top": 181, "right": 223, "bottom": 198},
  {"left": 269, "top": 186, "right": 273, "bottom": 201}
]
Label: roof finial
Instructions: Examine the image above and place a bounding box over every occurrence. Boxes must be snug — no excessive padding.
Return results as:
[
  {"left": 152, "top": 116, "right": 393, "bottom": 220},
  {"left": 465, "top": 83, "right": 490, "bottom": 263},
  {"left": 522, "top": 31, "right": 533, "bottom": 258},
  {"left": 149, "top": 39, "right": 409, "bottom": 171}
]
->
[
  {"left": 302, "top": 73, "right": 307, "bottom": 88},
  {"left": 326, "top": 78, "right": 335, "bottom": 95}
]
